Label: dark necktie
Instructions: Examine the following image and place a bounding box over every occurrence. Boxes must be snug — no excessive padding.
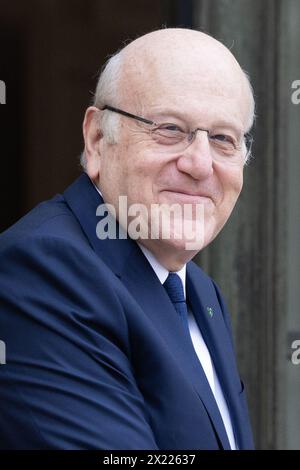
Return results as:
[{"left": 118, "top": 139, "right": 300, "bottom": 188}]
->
[
  {"left": 163, "top": 273, "right": 190, "bottom": 337},
  {"left": 164, "top": 273, "right": 234, "bottom": 449}
]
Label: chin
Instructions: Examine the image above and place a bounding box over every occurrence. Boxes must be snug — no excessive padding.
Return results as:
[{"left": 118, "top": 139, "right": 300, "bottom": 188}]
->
[
  {"left": 156, "top": 214, "right": 216, "bottom": 251},
  {"left": 157, "top": 236, "right": 204, "bottom": 261}
]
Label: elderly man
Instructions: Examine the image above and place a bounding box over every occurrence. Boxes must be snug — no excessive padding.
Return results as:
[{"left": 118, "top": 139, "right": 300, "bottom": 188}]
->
[{"left": 0, "top": 28, "right": 254, "bottom": 450}]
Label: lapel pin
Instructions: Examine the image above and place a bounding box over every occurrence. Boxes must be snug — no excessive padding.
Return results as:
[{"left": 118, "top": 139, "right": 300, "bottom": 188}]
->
[{"left": 207, "top": 307, "right": 214, "bottom": 318}]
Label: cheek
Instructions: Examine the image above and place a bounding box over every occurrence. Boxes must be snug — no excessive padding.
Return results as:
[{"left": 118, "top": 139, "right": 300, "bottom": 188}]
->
[
  {"left": 124, "top": 150, "right": 165, "bottom": 201},
  {"left": 101, "top": 145, "right": 163, "bottom": 206},
  {"left": 203, "top": 168, "right": 243, "bottom": 243},
  {"left": 98, "top": 150, "right": 127, "bottom": 205},
  {"left": 209, "top": 164, "right": 243, "bottom": 229},
  {"left": 229, "top": 169, "right": 243, "bottom": 202},
  {"left": 218, "top": 163, "right": 243, "bottom": 202}
]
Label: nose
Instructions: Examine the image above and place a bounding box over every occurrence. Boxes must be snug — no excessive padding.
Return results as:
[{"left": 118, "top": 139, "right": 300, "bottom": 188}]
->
[{"left": 176, "top": 129, "right": 214, "bottom": 180}]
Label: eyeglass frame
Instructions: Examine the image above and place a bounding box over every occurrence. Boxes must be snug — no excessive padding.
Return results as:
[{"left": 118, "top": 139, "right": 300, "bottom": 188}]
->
[{"left": 101, "top": 104, "right": 253, "bottom": 160}]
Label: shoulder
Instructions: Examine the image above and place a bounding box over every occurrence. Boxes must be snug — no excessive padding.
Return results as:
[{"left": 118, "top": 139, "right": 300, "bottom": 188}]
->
[
  {"left": 0, "top": 194, "right": 89, "bottom": 253},
  {"left": 0, "top": 193, "right": 126, "bottom": 327},
  {"left": 0, "top": 200, "right": 130, "bottom": 359}
]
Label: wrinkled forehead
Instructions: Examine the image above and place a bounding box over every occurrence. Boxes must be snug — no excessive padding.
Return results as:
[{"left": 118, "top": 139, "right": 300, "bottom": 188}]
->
[{"left": 119, "top": 42, "right": 251, "bottom": 128}]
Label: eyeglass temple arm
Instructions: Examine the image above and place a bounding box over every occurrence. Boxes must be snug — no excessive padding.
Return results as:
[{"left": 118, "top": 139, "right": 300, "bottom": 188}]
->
[{"left": 101, "top": 105, "right": 154, "bottom": 125}]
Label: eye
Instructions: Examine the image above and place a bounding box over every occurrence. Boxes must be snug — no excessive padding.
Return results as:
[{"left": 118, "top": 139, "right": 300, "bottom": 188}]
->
[
  {"left": 210, "top": 134, "right": 233, "bottom": 143},
  {"left": 158, "top": 124, "right": 184, "bottom": 133},
  {"left": 151, "top": 123, "right": 185, "bottom": 145},
  {"left": 209, "top": 134, "right": 238, "bottom": 153}
]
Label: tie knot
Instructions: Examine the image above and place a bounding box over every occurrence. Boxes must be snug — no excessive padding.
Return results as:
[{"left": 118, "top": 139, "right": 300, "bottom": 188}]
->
[{"left": 163, "top": 273, "right": 185, "bottom": 304}]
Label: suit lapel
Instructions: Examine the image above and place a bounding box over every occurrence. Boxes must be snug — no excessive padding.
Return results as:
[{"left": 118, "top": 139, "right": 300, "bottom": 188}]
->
[
  {"left": 119, "top": 253, "right": 231, "bottom": 450},
  {"left": 187, "top": 262, "right": 254, "bottom": 449},
  {"left": 63, "top": 174, "right": 232, "bottom": 449}
]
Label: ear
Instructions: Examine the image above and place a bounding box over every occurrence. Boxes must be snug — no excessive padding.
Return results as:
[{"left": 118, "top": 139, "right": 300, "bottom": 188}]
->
[{"left": 82, "top": 106, "right": 103, "bottom": 180}]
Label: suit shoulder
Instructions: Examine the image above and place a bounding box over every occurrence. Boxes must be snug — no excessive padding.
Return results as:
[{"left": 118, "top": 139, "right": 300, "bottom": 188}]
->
[{"left": 0, "top": 194, "right": 89, "bottom": 253}]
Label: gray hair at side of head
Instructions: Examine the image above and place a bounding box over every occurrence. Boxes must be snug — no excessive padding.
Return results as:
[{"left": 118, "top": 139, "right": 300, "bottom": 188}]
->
[
  {"left": 80, "top": 51, "right": 123, "bottom": 170},
  {"left": 242, "top": 69, "right": 256, "bottom": 165}
]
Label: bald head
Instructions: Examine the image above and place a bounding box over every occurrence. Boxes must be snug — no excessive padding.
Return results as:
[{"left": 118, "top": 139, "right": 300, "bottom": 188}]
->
[{"left": 94, "top": 28, "right": 254, "bottom": 132}]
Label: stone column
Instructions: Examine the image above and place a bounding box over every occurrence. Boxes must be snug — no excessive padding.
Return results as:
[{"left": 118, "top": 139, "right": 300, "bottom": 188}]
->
[{"left": 193, "top": 0, "right": 300, "bottom": 449}]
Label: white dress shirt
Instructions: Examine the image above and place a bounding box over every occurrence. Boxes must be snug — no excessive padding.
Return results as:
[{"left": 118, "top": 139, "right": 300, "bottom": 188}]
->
[{"left": 139, "top": 244, "right": 237, "bottom": 450}]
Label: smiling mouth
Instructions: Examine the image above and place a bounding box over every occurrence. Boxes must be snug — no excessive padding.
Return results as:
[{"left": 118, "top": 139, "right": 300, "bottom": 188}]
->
[{"left": 161, "top": 190, "right": 213, "bottom": 203}]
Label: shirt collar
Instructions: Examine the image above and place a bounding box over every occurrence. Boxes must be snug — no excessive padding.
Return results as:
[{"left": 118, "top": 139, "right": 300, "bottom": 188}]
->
[{"left": 138, "top": 244, "right": 186, "bottom": 299}]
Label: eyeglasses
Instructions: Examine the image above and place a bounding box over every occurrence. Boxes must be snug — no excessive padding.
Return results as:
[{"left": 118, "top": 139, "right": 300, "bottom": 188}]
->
[{"left": 101, "top": 105, "right": 253, "bottom": 163}]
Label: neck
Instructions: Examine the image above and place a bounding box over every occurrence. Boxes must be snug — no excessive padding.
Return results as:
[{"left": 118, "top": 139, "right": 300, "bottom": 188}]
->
[{"left": 138, "top": 239, "right": 195, "bottom": 272}]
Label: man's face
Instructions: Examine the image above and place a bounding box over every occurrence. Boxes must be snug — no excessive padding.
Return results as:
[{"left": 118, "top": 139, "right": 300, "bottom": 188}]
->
[{"left": 87, "top": 40, "right": 251, "bottom": 269}]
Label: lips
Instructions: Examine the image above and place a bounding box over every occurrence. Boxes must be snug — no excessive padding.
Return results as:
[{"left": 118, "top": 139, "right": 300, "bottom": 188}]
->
[
  {"left": 162, "top": 189, "right": 213, "bottom": 200},
  {"left": 170, "top": 189, "right": 211, "bottom": 197},
  {"left": 160, "top": 189, "right": 214, "bottom": 205}
]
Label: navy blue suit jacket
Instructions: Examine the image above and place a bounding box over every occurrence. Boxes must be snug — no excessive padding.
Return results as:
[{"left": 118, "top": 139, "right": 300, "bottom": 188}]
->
[{"left": 0, "top": 174, "right": 254, "bottom": 449}]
